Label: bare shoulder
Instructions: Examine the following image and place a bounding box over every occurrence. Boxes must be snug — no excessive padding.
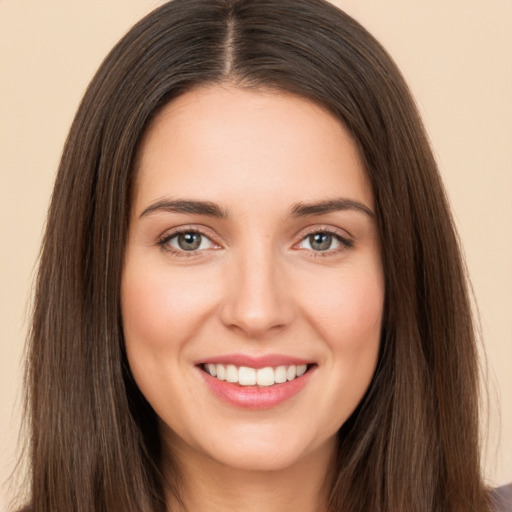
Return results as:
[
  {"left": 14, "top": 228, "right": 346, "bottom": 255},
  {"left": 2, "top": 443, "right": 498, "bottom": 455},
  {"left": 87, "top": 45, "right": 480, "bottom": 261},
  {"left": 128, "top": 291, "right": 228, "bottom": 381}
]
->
[{"left": 491, "top": 483, "right": 512, "bottom": 512}]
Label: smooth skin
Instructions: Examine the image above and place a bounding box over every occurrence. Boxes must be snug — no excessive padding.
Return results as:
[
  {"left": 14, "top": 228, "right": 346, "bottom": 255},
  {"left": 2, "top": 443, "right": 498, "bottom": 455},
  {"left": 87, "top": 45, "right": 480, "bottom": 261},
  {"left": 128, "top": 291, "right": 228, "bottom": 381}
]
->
[{"left": 121, "top": 84, "right": 384, "bottom": 512}]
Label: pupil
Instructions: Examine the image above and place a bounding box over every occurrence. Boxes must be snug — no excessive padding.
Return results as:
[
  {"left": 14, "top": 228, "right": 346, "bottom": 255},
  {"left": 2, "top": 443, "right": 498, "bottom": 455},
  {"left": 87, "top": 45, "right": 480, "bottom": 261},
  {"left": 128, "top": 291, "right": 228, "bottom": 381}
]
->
[
  {"left": 310, "top": 233, "right": 332, "bottom": 251},
  {"left": 178, "top": 232, "right": 201, "bottom": 251}
]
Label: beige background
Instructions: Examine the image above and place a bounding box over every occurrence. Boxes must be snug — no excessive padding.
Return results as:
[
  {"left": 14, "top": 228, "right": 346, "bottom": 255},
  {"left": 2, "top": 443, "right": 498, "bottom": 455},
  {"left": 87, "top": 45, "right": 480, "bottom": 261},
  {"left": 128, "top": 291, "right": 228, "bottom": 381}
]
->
[{"left": 1, "top": 1, "right": 511, "bottom": 509}]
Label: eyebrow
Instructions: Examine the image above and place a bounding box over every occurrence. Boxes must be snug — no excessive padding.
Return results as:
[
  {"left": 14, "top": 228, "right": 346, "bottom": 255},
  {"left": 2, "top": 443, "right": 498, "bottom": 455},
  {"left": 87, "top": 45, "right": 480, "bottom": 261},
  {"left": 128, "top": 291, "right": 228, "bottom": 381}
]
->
[
  {"left": 290, "top": 198, "right": 374, "bottom": 218},
  {"left": 139, "top": 199, "right": 228, "bottom": 218},
  {"left": 139, "top": 197, "right": 374, "bottom": 219}
]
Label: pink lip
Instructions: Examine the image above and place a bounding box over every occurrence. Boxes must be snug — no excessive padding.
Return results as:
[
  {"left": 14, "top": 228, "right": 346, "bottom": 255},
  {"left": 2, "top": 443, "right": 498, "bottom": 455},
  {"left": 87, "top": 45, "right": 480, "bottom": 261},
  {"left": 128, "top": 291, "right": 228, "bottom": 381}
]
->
[
  {"left": 197, "top": 364, "right": 316, "bottom": 410},
  {"left": 197, "top": 353, "right": 311, "bottom": 369}
]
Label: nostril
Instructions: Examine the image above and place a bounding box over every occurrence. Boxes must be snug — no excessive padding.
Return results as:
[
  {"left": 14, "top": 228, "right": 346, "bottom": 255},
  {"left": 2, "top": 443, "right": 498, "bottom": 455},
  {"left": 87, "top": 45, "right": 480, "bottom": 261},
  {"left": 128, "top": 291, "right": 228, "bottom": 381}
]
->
[{"left": 218, "top": 267, "right": 294, "bottom": 336}]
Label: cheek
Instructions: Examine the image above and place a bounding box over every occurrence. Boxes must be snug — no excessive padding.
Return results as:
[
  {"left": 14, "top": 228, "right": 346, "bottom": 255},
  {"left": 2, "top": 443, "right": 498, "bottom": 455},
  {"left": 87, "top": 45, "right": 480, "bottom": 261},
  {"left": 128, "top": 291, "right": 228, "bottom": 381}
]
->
[
  {"left": 302, "top": 262, "right": 384, "bottom": 347},
  {"left": 301, "top": 258, "right": 383, "bottom": 402},
  {"left": 121, "top": 263, "right": 217, "bottom": 351},
  {"left": 286, "top": 258, "right": 384, "bottom": 436},
  {"left": 120, "top": 262, "right": 219, "bottom": 416}
]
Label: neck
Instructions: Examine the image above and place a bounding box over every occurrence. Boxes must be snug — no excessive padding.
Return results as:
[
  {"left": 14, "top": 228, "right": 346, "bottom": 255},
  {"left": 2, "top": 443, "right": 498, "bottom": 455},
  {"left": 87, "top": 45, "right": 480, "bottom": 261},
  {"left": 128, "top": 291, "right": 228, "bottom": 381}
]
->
[{"left": 161, "top": 434, "right": 336, "bottom": 512}]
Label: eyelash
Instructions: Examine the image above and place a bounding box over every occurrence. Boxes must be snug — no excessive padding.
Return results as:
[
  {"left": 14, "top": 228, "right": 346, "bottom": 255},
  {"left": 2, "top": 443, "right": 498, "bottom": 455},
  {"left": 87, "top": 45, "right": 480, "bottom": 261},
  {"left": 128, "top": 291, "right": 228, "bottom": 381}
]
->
[
  {"left": 157, "top": 226, "right": 217, "bottom": 257},
  {"left": 157, "top": 226, "right": 354, "bottom": 257},
  {"left": 295, "top": 227, "right": 354, "bottom": 257}
]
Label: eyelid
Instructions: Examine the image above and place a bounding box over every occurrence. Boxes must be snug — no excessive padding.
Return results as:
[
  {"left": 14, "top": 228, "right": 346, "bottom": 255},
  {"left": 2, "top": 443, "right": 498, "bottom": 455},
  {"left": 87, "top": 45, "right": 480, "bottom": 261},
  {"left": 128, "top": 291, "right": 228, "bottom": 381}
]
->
[
  {"left": 157, "top": 225, "right": 221, "bottom": 255},
  {"left": 293, "top": 225, "right": 354, "bottom": 254},
  {"left": 155, "top": 223, "right": 354, "bottom": 257}
]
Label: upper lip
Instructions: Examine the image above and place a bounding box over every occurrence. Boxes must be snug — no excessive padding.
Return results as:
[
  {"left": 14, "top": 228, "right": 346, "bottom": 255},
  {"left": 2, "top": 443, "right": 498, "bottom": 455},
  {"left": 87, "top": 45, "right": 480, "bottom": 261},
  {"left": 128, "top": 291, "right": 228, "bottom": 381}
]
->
[{"left": 196, "top": 354, "right": 313, "bottom": 369}]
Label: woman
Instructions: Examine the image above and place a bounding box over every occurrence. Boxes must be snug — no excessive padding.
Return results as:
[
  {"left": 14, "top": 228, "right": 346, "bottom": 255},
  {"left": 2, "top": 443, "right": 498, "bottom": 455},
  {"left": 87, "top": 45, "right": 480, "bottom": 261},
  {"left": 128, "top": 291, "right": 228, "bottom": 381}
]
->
[{"left": 19, "top": 0, "right": 509, "bottom": 510}]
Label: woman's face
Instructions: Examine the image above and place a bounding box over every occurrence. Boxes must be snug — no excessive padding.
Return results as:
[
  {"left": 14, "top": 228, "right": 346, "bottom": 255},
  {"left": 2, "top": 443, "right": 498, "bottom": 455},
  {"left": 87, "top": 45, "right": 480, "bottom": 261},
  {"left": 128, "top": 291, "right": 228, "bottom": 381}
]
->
[{"left": 121, "top": 85, "right": 384, "bottom": 473}]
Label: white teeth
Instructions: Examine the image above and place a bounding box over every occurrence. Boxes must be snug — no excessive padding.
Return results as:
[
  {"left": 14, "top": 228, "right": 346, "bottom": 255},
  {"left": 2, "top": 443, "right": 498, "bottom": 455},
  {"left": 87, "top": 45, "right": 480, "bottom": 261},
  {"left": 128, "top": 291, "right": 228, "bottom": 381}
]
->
[
  {"left": 225, "top": 364, "right": 238, "bottom": 383},
  {"left": 238, "top": 366, "right": 256, "bottom": 386},
  {"left": 216, "top": 364, "right": 226, "bottom": 381},
  {"left": 256, "top": 367, "right": 274, "bottom": 387},
  {"left": 203, "top": 363, "right": 310, "bottom": 386},
  {"left": 274, "top": 365, "right": 287, "bottom": 383}
]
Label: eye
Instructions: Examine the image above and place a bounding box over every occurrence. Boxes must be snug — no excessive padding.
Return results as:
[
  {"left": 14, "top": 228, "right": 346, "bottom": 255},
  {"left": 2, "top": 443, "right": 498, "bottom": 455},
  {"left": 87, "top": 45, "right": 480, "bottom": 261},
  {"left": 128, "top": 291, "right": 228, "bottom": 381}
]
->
[
  {"left": 297, "top": 231, "right": 352, "bottom": 253},
  {"left": 159, "top": 230, "right": 216, "bottom": 253}
]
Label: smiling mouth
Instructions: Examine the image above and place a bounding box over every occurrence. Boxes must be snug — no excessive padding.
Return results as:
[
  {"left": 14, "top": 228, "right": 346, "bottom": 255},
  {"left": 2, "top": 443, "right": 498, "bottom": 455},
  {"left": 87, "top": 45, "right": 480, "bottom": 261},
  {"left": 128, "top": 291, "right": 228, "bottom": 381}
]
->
[{"left": 201, "top": 363, "right": 311, "bottom": 387}]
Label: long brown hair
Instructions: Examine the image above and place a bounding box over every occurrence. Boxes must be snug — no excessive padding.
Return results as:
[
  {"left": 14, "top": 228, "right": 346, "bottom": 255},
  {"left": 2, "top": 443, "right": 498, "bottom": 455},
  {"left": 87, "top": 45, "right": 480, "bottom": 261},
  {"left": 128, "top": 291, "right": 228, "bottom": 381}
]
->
[{"left": 22, "top": 0, "right": 491, "bottom": 510}]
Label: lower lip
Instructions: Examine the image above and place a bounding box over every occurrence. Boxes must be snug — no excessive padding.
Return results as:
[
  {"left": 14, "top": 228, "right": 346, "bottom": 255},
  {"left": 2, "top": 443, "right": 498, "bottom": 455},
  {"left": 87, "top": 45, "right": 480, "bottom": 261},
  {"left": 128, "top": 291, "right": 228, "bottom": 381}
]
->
[{"left": 198, "top": 367, "right": 315, "bottom": 410}]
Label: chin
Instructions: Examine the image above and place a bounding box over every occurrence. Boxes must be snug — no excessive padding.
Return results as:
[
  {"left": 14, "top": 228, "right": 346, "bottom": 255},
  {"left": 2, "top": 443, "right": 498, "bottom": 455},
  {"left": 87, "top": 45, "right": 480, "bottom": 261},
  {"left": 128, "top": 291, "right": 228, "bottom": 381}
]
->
[
  {"left": 211, "top": 439, "right": 307, "bottom": 472},
  {"left": 169, "top": 420, "right": 337, "bottom": 474}
]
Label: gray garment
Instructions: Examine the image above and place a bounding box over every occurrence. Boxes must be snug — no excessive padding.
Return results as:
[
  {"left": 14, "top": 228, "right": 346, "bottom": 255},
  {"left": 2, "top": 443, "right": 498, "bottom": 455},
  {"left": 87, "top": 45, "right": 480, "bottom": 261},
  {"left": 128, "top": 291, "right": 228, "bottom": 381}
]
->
[{"left": 492, "top": 483, "right": 512, "bottom": 511}]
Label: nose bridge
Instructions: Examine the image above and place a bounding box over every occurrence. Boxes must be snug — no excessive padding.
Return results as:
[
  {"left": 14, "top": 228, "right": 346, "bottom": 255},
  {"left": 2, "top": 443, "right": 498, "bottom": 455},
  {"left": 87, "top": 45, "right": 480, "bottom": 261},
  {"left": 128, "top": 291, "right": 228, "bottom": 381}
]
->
[{"left": 220, "top": 241, "right": 292, "bottom": 337}]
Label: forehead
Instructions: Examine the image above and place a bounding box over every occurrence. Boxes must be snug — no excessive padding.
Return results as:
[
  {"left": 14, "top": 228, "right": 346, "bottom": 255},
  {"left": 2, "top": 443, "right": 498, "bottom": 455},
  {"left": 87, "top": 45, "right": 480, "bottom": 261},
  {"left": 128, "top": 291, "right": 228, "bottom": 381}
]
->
[{"left": 133, "top": 84, "right": 373, "bottom": 215}]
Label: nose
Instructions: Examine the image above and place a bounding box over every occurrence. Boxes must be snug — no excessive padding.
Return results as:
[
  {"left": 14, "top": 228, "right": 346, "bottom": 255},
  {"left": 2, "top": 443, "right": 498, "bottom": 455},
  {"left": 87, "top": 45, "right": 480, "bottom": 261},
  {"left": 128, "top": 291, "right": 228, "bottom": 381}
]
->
[{"left": 219, "top": 247, "right": 294, "bottom": 338}]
